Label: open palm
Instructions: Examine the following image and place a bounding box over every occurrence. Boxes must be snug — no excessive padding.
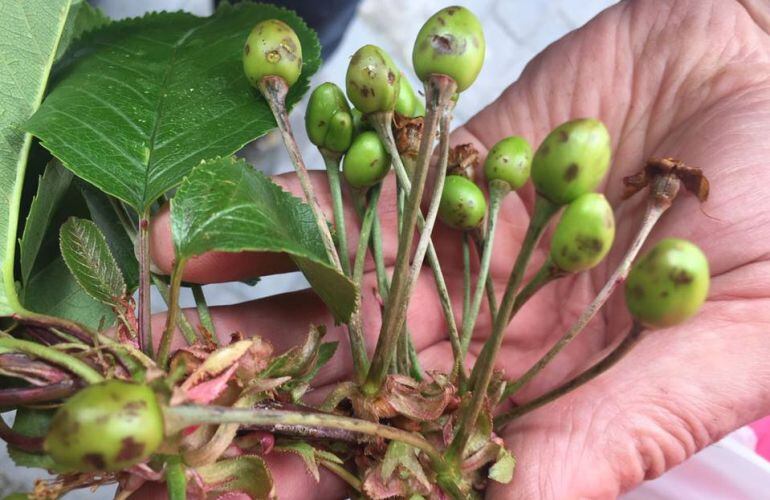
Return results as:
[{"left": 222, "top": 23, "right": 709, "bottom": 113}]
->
[{"left": 147, "top": 1, "right": 770, "bottom": 497}]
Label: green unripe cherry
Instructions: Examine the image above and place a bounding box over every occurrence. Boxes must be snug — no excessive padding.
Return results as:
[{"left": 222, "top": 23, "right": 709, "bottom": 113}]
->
[
  {"left": 531, "top": 118, "right": 611, "bottom": 205},
  {"left": 438, "top": 175, "right": 487, "bottom": 230},
  {"left": 45, "top": 380, "right": 164, "bottom": 472},
  {"left": 484, "top": 136, "right": 532, "bottom": 191},
  {"left": 550, "top": 193, "right": 615, "bottom": 273},
  {"left": 412, "top": 6, "right": 485, "bottom": 91},
  {"left": 625, "top": 238, "right": 710, "bottom": 328},
  {"left": 306, "top": 83, "right": 353, "bottom": 153},
  {"left": 243, "top": 20, "right": 302, "bottom": 89},
  {"left": 346, "top": 45, "right": 401, "bottom": 114},
  {"left": 342, "top": 131, "right": 391, "bottom": 188},
  {"left": 395, "top": 74, "right": 425, "bottom": 117}
]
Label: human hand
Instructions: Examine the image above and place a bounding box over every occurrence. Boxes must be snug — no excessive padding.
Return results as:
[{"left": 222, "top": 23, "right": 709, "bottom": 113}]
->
[{"left": 146, "top": 0, "right": 770, "bottom": 497}]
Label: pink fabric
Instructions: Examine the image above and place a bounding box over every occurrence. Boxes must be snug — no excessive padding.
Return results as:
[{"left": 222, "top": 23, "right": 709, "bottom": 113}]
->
[{"left": 750, "top": 416, "right": 770, "bottom": 460}]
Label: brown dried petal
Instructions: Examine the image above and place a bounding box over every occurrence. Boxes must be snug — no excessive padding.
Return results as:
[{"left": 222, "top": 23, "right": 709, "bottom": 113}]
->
[
  {"left": 447, "top": 143, "right": 480, "bottom": 180},
  {"left": 393, "top": 114, "right": 424, "bottom": 159}
]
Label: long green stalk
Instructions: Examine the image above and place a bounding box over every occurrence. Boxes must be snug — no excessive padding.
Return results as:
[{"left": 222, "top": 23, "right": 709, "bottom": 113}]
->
[
  {"left": 370, "top": 111, "right": 462, "bottom": 368},
  {"left": 0, "top": 336, "right": 103, "bottom": 384},
  {"left": 138, "top": 211, "right": 153, "bottom": 357},
  {"left": 460, "top": 182, "right": 508, "bottom": 357},
  {"left": 446, "top": 194, "right": 559, "bottom": 463},
  {"left": 191, "top": 285, "right": 217, "bottom": 344},
  {"left": 158, "top": 258, "right": 187, "bottom": 367},
  {"left": 495, "top": 322, "right": 644, "bottom": 427},
  {"left": 322, "top": 152, "right": 352, "bottom": 276},
  {"left": 363, "top": 76, "right": 456, "bottom": 395}
]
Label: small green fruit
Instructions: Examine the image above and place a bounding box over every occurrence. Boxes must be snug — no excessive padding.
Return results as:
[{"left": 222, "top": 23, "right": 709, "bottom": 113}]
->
[
  {"left": 306, "top": 83, "right": 353, "bottom": 153},
  {"left": 243, "top": 19, "right": 302, "bottom": 88},
  {"left": 395, "top": 74, "right": 425, "bottom": 118},
  {"left": 45, "top": 380, "right": 164, "bottom": 472},
  {"left": 346, "top": 45, "right": 401, "bottom": 114},
  {"left": 438, "top": 175, "right": 487, "bottom": 230},
  {"left": 550, "top": 193, "right": 615, "bottom": 273},
  {"left": 625, "top": 238, "right": 710, "bottom": 328},
  {"left": 484, "top": 136, "right": 532, "bottom": 191},
  {"left": 412, "top": 6, "right": 485, "bottom": 91},
  {"left": 531, "top": 118, "right": 611, "bottom": 205},
  {"left": 342, "top": 131, "right": 391, "bottom": 188}
]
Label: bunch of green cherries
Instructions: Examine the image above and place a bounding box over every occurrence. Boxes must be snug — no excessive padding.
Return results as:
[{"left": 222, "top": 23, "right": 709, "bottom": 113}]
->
[{"left": 241, "top": 6, "right": 710, "bottom": 419}]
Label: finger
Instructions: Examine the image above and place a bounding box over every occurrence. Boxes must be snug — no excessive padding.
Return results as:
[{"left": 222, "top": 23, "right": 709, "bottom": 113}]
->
[
  {"left": 150, "top": 171, "right": 400, "bottom": 283},
  {"left": 153, "top": 267, "right": 454, "bottom": 387}
]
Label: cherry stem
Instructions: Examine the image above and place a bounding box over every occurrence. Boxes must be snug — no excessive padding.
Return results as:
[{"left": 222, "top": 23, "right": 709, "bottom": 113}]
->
[
  {"left": 319, "top": 459, "right": 362, "bottom": 493},
  {"left": 107, "top": 198, "right": 197, "bottom": 342},
  {"left": 0, "top": 417, "right": 44, "bottom": 454},
  {"left": 0, "top": 336, "right": 103, "bottom": 383},
  {"left": 470, "top": 229, "right": 499, "bottom": 319},
  {"left": 166, "top": 405, "right": 444, "bottom": 466},
  {"left": 0, "top": 380, "right": 78, "bottom": 406},
  {"left": 370, "top": 111, "right": 462, "bottom": 372},
  {"left": 462, "top": 232, "right": 471, "bottom": 322},
  {"left": 191, "top": 284, "right": 217, "bottom": 345},
  {"left": 495, "top": 321, "right": 645, "bottom": 427},
  {"left": 460, "top": 181, "right": 508, "bottom": 361},
  {"left": 158, "top": 257, "right": 187, "bottom": 367},
  {"left": 447, "top": 193, "right": 559, "bottom": 463},
  {"left": 153, "top": 275, "right": 197, "bottom": 344},
  {"left": 352, "top": 185, "right": 381, "bottom": 288},
  {"left": 322, "top": 151, "right": 352, "bottom": 276},
  {"left": 500, "top": 174, "right": 679, "bottom": 401},
  {"left": 259, "top": 76, "right": 341, "bottom": 270},
  {"left": 369, "top": 211, "right": 424, "bottom": 381},
  {"left": 138, "top": 211, "right": 153, "bottom": 357},
  {"left": 363, "top": 75, "right": 457, "bottom": 395},
  {"left": 164, "top": 455, "right": 187, "bottom": 500},
  {"left": 468, "top": 258, "right": 565, "bottom": 391},
  {"left": 260, "top": 77, "right": 373, "bottom": 381}
]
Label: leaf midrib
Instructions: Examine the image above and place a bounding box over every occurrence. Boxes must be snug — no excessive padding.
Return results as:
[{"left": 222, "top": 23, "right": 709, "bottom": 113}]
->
[{"left": 142, "top": 15, "right": 221, "bottom": 210}]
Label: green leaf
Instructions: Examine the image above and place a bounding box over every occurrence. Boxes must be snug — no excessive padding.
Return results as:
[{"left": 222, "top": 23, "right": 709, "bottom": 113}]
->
[
  {"left": 381, "top": 442, "right": 429, "bottom": 487},
  {"left": 197, "top": 455, "right": 274, "bottom": 499},
  {"left": 27, "top": 2, "right": 321, "bottom": 211},
  {"left": 17, "top": 164, "right": 114, "bottom": 329},
  {"left": 55, "top": 0, "right": 110, "bottom": 62},
  {"left": 78, "top": 183, "right": 139, "bottom": 291},
  {"left": 287, "top": 341, "right": 338, "bottom": 401},
  {"left": 171, "top": 157, "right": 356, "bottom": 323},
  {"left": 0, "top": 0, "right": 73, "bottom": 315},
  {"left": 488, "top": 447, "right": 516, "bottom": 484},
  {"left": 23, "top": 256, "right": 114, "bottom": 330},
  {"left": 59, "top": 217, "right": 126, "bottom": 306},
  {"left": 19, "top": 161, "right": 73, "bottom": 287}
]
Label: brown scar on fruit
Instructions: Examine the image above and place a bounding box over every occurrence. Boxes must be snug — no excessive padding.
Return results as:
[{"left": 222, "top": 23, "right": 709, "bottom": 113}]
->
[
  {"left": 116, "top": 437, "right": 145, "bottom": 462},
  {"left": 669, "top": 269, "right": 693, "bottom": 286},
  {"left": 564, "top": 163, "right": 579, "bottom": 181},
  {"left": 83, "top": 453, "right": 106, "bottom": 470},
  {"left": 622, "top": 157, "right": 709, "bottom": 201}
]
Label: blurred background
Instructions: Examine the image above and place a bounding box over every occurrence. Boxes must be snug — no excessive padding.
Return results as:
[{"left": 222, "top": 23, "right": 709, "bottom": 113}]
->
[{"left": 2, "top": 0, "right": 768, "bottom": 498}]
